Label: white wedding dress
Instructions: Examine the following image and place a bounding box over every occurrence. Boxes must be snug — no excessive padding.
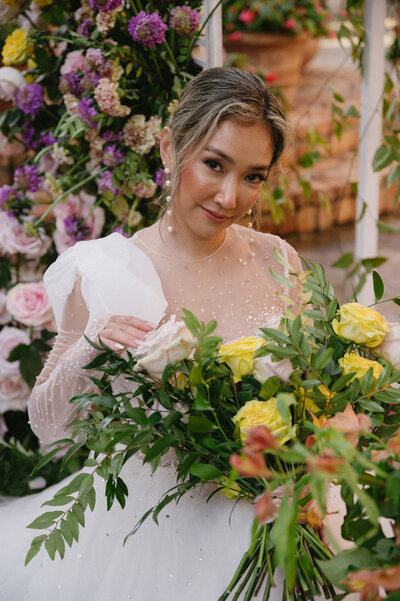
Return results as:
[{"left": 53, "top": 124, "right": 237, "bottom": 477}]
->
[{"left": 0, "top": 224, "right": 304, "bottom": 601}]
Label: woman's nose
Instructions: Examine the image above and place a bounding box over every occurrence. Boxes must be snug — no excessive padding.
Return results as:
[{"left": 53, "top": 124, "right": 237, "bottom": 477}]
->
[{"left": 214, "top": 177, "right": 238, "bottom": 209}]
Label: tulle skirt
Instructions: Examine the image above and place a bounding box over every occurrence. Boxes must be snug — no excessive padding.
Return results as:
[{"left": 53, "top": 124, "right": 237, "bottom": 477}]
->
[{"left": 0, "top": 453, "right": 284, "bottom": 601}]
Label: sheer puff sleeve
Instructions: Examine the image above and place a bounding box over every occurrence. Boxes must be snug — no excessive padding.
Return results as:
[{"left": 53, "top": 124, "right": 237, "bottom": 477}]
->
[{"left": 28, "top": 233, "right": 167, "bottom": 445}]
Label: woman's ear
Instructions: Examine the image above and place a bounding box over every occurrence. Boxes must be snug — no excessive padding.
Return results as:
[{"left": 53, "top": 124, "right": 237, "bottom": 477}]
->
[{"left": 160, "top": 126, "right": 174, "bottom": 170}]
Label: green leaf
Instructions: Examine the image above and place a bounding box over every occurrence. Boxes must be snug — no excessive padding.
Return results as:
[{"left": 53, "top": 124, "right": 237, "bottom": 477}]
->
[
  {"left": 0, "top": 256, "right": 11, "bottom": 288},
  {"left": 78, "top": 474, "right": 94, "bottom": 497},
  {"left": 52, "top": 529, "right": 65, "bottom": 559},
  {"left": 377, "top": 221, "right": 400, "bottom": 234},
  {"left": 27, "top": 511, "right": 64, "bottom": 530},
  {"left": 318, "top": 548, "right": 375, "bottom": 588},
  {"left": 360, "top": 367, "right": 374, "bottom": 395},
  {"left": 373, "top": 144, "right": 395, "bottom": 172},
  {"left": 66, "top": 510, "right": 80, "bottom": 542},
  {"left": 269, "top": 268, "right": 296, "bottom": 290},
  {"left": 124, "top": 406, "right": 148, "bottom": 427},
  {"left": 31, "top": 446, "right": 68, "bottom": 476},
  {"left": 358, "top": 398, "right": 384, "bottom": 413},
  {"left": 87, "top": 487, "right": 96, "bottom": 512},
  {"left": 25, "top": 535, "right": 46, "bottom": 565},
  {"left": 187, "top": 416, "right": 217, "bottom": 434},
  {"left": 72, "top": 503, "right": 85, "bottom": 527},
  {"left": 259, "top": 376, "right": 280, "bottom": 400},
  {"left": 331, "top": 252, "right": 354, "bottom": 269},
  {"left": 59, "top": 519, "right": 74, "bottom": 548},
  {"left": 45, "top": 533, "right": 57, "bottom": 561},
  {"left": 372, "top": 271, "right": 384, "bottom": 302},
  {"left": 19, "top": 347, "right": 43, "bottom": 388},
  {"left": 331, "top": 373, "right": 357, "bottom": 392},
  {"left": 387, "top": 165, "right": 400, "bottom": 187},
  {"left": 192, "top": 394, "right": 213, "bottom": 411},
  {"left": 42, "top": 496, "right": 74, "bottom": 507},
  {"left": 314, "top": 348, "right": 334, "bottom": 371},
  {"left": 276, "top": 392, "right": 296, "bottom": 424},
  {"left": 83, "top": 353, "right": 109, "bottom": 369},
  {"left": 189, "top": 463, "right": 222, "bottom": 480}
]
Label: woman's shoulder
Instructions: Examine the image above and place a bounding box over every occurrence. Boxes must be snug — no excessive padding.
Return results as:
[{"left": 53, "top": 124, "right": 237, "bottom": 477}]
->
[{"left": 231, "top": 224, "right": 299, "bottom": 259}]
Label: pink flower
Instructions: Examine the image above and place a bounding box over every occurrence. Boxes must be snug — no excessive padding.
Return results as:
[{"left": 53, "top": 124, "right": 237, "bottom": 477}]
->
[
  {"left": 228, "top": 31, "right": 242, "bottom": 42},
  {"left": 130, "top": 179, "right": 157, "bottom": 199},
  {"left": 239, "top": 8, "right": 255, "bottom": 24},
  {"left": 244, "top": 425, "right": 279, "bottom": 453},
  {"left": 254, "top": 491, "right": 279, "bottom": 524},
  {"left": 60, "top": 50, "right": 86, "bottom": 75},
  {"left": 0, "top": 326, "right": 30, "bottom": 375},
  {"left": 0, "top": 66, "right": 26, "bottom": 103},
  {"left": 53, "top": 190, "right": 105, "bottom": 253},
  {"left": 94, "top": 78, "right": 130, "bottom": 117},
  {"left": 283, "top": 19, "right": 296, "bottom": 30},
  {"left": 0, "top": 372, "right": 30, "bottom": 413},
  {"left": 123, "top": 114, "right": 156, "bottom": 154},
  {"left": 229, "top": 452, "right": 272, "bottom": 478},
  {"left": 266, "top": 72, "right": 277, "bottom": 83},
  {"left": 0, "top": 212, "right": 51, "bottom": 258},
  {"left": 324, "top": 403, "right": 372, "bottom": 447},
  {"left": 0, "top": 290, "right": 11, "bottom": 325},
  {"left": 6, "top": 282, "right": 53, "bottom": 327}
]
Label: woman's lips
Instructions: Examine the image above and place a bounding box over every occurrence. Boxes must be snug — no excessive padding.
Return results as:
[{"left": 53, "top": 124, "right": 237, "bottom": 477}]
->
[{"left": 201, "top": 206, "right": 230, "bottom": 223}]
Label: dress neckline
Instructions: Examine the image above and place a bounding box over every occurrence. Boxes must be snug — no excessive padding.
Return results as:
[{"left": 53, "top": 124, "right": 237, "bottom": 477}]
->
[{"left": 132, "top": 225, "right": 231, "bottom": 263}]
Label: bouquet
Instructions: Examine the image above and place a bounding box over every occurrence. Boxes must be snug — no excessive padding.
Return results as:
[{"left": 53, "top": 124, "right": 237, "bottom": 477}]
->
[{"left": 26, "top": 257, "right": 400, "bottom": 601}]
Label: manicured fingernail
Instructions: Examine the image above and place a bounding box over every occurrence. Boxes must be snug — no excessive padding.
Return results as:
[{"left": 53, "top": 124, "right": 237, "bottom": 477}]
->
[
  {"left": 144, "top": 322, "right": 155, "bottom": 330},
  {"left": 114, "top": 343, "right": 125, "bottom": 350}
]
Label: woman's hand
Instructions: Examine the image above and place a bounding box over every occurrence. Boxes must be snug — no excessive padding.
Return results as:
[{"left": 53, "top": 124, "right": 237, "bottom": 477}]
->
[{"left": 98, "top": 315, "right": 155, "bottom": 352}]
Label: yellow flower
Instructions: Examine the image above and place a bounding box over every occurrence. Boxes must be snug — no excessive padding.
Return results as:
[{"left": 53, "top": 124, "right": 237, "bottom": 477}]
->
[
  {"left": 33, "top": 0, "right": 53, "bottom": 5},
  {"left": 232, "top": 398, "right": 295, "bottom": 445},
  {"left": 339, "top": 352, "right": 383, "bottom": 387},
  {"left": 301, "top": 384, "right": 335, "bottom": 415},
  {"left": 332, "top": 302, "right": 389, "bottom": 348},
  {"left": 3, "top": 0, "right": 20, "bottom": 6},
  {"left": 2, "top": 29, "right": 33, "bottom": 67},
  {"left": 219, "top": 336, "right": 265, "bottom": 382},
  {"left": 218, "top": 478, "right": 241, "bottom": 499}
]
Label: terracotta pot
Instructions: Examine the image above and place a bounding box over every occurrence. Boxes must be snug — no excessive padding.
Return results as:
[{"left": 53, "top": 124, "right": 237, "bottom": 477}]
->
[{"left": 223, "top": 31, "right": 314, "bottom": 106}]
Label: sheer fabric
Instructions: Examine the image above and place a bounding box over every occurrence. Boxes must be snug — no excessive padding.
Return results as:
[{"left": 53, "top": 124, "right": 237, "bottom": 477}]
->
[{"left": 28, "top": 225, "right": 301, "bottom": 445}]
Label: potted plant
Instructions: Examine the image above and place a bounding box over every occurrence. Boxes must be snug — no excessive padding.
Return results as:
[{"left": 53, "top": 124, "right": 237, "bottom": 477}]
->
[{"left": 223, "top": 0, "right": 335, "bottom": 105}]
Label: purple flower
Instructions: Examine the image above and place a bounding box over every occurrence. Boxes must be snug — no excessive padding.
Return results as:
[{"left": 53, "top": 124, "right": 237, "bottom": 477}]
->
[
  {"left": 63, "top": 215, "right": 90, "bottom": 241},
  {"left": 77, "top": 19, "right": 95, "bottom": 37},
  {"left": 0, "top": 185, "right": 13, "bottom": 207},
  {"left": 155, "top": 168, "right": 166, "bottom": 188},
  {"left": 170, "top": 6, "right": 200, "bottom": 34},
  {"left": 21, "top": 120, "right": 35, "bottom": 147},
  {"left": 98, "top": 170, "right": 117, "bottom": 194},
  {"left": 38, "top": 131, "right": 57, "bottom": 147},
  {"left": 59, "top": 72, "right": 83, "bottom": 97},
  {"left": 102, "top": 144, "right": 125, "bottom": 167},
  {"left": 112, "top": 225, "right": 130, "bottom": 238},
  {"left": 78, "top": 97, "right": 98, "bottom": 128},
  {"left": 102, "top": 130, "right": 124, "bottom": 143},
  {"left": 13, "top": 165, "right": 41, "bottom": 193},
  {"left": 128, "top": 11, "right": 167, "bottom": 48},
  {"left": 88, "top": 0, "right": 122, "bottom": 12},
  {"left": 15, "top": 84, "right": 43, "bottom": 117}
]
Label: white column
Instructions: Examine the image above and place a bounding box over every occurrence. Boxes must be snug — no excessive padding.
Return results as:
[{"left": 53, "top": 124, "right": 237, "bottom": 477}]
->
[
  {"left": 194, "top": 0, "right": 223, "bottom": 69},
  {"left": 355, "top": 0, "right": 386, "bottom": 305}
]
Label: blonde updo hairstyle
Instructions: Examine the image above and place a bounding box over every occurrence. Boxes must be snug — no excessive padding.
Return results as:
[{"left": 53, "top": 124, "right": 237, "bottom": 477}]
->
[{"left": 160, "top": 67, "right": 292, "bottom": 225}]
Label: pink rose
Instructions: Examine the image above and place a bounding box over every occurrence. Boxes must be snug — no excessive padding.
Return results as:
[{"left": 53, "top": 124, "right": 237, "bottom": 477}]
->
[
  {"left": 53, "top": 190, "right": 105, "bottom": 253},
  {"left": 60, "top": 50, "right": 86, "bottom": 75},
  {"left": 228, "top": 31, "right": 242, "bottom": 42},
  {"left": 0, "top": 212, "right": 51, "bottom": 258},
  {"left": 0, "top": 66, "right": 26, "bottom": 103},
  {"left": 0, "top": 373, "right": 30, "bottom": 413},
  {"left": 6, "top": 282, "right": 53, "bottom": 327},
  {"left": 0, "top": 326, "right": 30, "bottom": 375},
  {"left": 239, "top": 8, "right": 255, "bottom": 24},
  {"left": 283, "top": 19, "right": 296, "bottom": 30},
  {"left": 0, "top": 290, "right": 11, "bottom": 325},
  {"left": 130, "top": 179, "right": 157, "bottom": 199}
]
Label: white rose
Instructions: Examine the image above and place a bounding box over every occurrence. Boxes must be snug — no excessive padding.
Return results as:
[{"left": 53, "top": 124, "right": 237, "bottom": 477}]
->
[
  {"left": 0, "top": 372, "right": 30, "bottom": 413},
  {"left": 374, "top": 322, "right": 400, "bottom": 370},
  {"left": 0, "top": 326, "right": 30, "bottom": 375},
  {"left": 0, "top": 66, "right": 26, "bottom": 102},
  {"left": 136, "top": 315, "right": 196, "bottom": 380},
  {"left": 253, "top": 354, "right": 293, "bottom": 384}
]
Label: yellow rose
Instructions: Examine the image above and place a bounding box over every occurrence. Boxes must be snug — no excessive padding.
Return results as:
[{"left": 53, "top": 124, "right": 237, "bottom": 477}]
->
[
  {"left": 339, "top": 352, "right": 383, "bottom": 387},
  {"left": 232, "top": 398, "right": 295, "bottom": 444},
  {"left": 33, "top": 0, "right": 53, "bottom": 5},
  {"left": 3, "top": 0, "right": 20, "bottom": 6},
  {"left": 2, "top": 29, "right": 33, "bottom": 67},
  {"left": 219, "top": 336, "right": 265, "bottom": 382},
  {"left": 332, "top": 302, "right": 389, "bottom": 348}
]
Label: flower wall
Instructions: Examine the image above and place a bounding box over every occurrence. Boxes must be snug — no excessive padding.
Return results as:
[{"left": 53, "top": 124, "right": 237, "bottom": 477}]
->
[{"left": 0, "top": 0, "right": 203, "bottom": 492}]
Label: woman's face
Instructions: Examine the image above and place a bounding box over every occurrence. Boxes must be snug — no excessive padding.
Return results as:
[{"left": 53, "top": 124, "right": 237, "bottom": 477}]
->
[{"left": 161, "top": 119, "right": 274, "bottom": 240}]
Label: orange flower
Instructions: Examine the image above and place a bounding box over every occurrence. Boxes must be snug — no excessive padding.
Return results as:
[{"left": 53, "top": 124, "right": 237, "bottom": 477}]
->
[
  {"left": 229, "top": 452, "right": 272, "bottom": 479},
  {"left": 254, "top": 491, "right": 279, "bottom": 524},
  {"left": 298, "top": 499, "right": 323, "bottom": 529},
  {"left": 324, "top": 404, "right": 371, "bottom": 447},
  {"left": 307, "top": 453, "right": 344, "bottom": 475},
  {"left": 244, "top": 425, "right": 279, "bottom": 453},
  {"left": 342, "top": 563, "right": 400, "bottom": 598},
  {"left": 388, "top": 430, "right": 400, "bottom": 457}
]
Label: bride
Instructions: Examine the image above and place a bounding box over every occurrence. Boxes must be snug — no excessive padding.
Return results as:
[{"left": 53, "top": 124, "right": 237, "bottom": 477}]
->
[{"left": 0, "top": 67, "right": 304, "bottom": 601}]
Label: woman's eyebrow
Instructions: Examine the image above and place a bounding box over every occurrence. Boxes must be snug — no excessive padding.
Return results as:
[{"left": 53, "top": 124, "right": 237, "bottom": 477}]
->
[{"left": 204, "top": 146, "right": 269, "bottom": 171}]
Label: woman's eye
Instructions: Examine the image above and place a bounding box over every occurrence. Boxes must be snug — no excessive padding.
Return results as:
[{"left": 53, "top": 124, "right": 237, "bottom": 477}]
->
[
  {"left": 204, "top": 159, "right": 222, "bottom": 172},
  {"left": 246, "top": 173, "right": 265, "bottom": 183}
]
